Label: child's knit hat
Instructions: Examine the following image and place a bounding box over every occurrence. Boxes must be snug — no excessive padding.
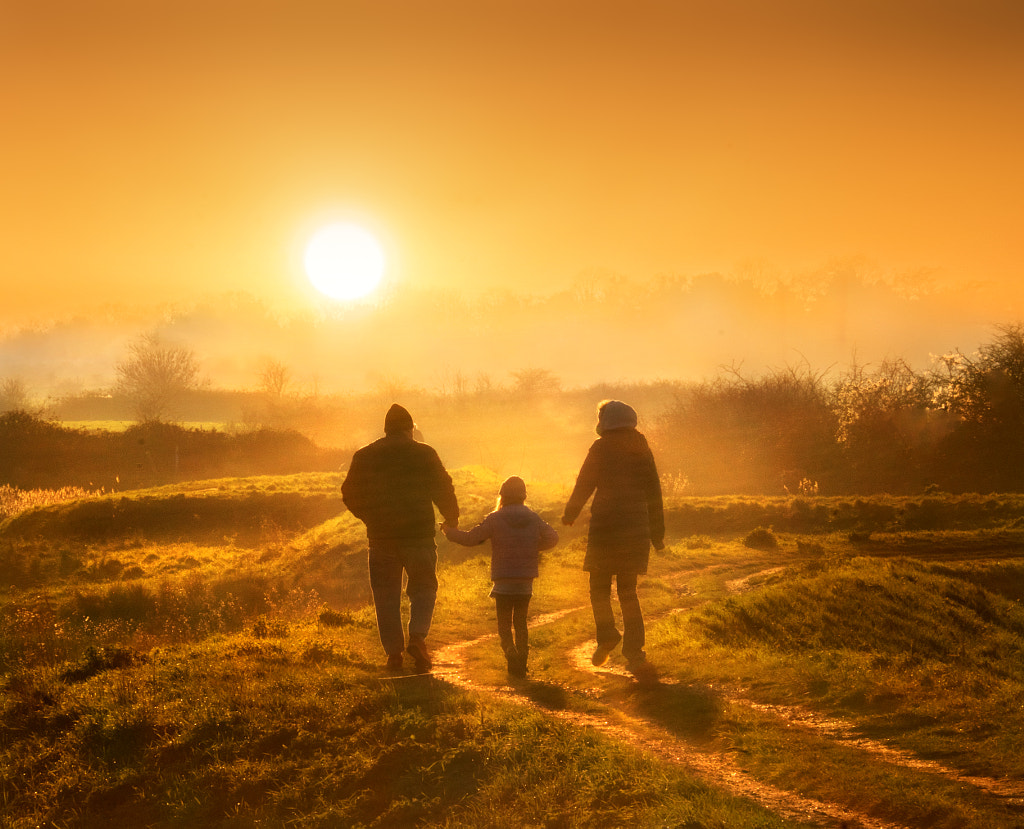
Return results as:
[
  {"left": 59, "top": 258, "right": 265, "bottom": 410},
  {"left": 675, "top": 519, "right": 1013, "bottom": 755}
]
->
[{"left": 499, "top": 476, "right": 527, "bottom": 504}]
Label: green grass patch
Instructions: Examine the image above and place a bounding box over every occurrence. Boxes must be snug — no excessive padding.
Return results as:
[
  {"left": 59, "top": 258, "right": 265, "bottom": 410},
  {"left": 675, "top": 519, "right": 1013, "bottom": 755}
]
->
[{"left": 648, "top": 555, "right": 1024, "bottom": 781}]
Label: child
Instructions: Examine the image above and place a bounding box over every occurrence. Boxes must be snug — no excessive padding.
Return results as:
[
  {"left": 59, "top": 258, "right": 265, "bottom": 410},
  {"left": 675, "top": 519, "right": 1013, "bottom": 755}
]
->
[{"left": 442, "top": 476, "right": 558, "bottom": 677}]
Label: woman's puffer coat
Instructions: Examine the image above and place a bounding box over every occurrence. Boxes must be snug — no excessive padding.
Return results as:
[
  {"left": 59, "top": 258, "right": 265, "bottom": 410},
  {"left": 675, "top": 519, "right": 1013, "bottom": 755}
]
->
[{"left": 562, "top": 428, "right": 665, "bottom": 575}]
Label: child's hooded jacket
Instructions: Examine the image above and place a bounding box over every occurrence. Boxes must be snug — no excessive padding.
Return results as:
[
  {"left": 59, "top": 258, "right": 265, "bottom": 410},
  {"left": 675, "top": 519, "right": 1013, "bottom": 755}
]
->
[{"left": 445, "top": 504, "right": 558, "bottom": 579}]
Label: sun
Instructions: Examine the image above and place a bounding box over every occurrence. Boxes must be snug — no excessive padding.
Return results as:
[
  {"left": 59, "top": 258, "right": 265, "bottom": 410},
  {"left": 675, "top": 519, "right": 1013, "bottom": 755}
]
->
[{"left": 303, "top": 223, "right": 386, "bottom": 301}]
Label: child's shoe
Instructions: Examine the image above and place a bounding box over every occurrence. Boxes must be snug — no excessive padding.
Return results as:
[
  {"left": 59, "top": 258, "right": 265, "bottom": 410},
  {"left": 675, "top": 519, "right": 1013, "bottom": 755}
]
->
[
  {"left": 504, "top": 643, "right": 523, "bottom": 676},
  {"left": 510, "top": 645, "right": 528, "bottom": 678}
]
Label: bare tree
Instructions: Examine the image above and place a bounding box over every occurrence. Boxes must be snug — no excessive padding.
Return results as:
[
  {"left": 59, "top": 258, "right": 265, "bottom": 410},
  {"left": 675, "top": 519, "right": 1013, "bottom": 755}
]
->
[
  {"left": 0, "top": 378, "right": 30, "bottom": 413},
  {"left": 434, "top": 366, "right": 470, "bottom": 400},
  {"left": 115, "top": 334, "right": 201, "bottom": 422},
  {"left": 510, "top": 368, "right": 561, "bottom": 397},
  {"left": 258, "top": 359, "right": 292, "bottom": 399}
]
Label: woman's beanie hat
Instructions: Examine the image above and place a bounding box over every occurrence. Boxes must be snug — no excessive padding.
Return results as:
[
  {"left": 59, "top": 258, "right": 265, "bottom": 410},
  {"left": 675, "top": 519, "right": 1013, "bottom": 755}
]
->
[
  {"left": 384, "top": 403, "right": 415, "bottom": 434},
  {"left": 596, "top": 399, "right": 638, "bottom": 435},
  {"left": 499, "top": 475, "right": 528, "bottom": 503}
]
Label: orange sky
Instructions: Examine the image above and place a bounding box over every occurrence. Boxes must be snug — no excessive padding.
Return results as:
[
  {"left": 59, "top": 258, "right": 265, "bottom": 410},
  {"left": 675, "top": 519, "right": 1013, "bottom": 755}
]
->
[{"left": 2, "top": 0, "right": 1023, "bottom": 329}]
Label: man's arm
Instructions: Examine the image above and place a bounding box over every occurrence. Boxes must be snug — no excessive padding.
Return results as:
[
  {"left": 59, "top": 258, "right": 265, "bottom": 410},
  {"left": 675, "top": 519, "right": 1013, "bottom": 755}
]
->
[
  {"left": 428, "top": 448, "right": 460, "bottom": 527},
  {"left": 340, "top": 450, "right": 370, "bottom": 521}
]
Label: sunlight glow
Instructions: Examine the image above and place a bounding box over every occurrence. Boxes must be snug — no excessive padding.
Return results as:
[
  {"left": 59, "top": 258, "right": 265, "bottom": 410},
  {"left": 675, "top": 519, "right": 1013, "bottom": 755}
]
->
[{"left": 304, "top": 223, "right": 386, "bottom": 301}]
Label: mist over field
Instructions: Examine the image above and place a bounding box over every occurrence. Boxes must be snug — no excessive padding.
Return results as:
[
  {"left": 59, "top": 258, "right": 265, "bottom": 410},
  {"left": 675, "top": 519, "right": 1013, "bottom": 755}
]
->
[
  {"left": 0, "top": 264, "right": 1007, "bottom": 402},
  {"left": 4, "top": 263, "right": 1021, "bottom": 497}
]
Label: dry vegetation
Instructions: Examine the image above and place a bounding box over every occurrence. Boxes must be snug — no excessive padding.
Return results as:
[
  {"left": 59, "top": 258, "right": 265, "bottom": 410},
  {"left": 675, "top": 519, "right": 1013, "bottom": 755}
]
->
[
  {"left": 0, "top": 484, "right": 96, "bottom": 518},
  {"left": 2, "top": 471, "right": 1024, "bottom": 827}
]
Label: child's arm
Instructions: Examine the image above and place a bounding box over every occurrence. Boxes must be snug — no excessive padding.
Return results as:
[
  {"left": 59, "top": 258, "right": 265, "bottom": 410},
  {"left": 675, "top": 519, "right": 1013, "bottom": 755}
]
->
[
  {"left": 537, "top": 517, "right": 559, "bottom": 552},
  {"left": 442, "top": 518, "right": 491, "bottom": 547}
]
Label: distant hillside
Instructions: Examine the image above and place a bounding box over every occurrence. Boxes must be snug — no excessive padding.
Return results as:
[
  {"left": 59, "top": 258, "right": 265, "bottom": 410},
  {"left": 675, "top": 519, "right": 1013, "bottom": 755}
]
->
[{"left": 0, "top": 414, "right": 348, "bottom": 491}]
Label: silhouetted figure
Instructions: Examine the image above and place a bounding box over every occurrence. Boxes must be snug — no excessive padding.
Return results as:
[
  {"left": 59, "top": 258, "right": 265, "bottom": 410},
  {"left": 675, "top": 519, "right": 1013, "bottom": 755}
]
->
[
  {"left": 442, "top": 476, "right": 558, "bottom": 677},
  {"left": 341, "top": 404, "right": 459, "bottom": 673},
  {"left": 562, "top": 400, "right": 665, "bottom": 680}
]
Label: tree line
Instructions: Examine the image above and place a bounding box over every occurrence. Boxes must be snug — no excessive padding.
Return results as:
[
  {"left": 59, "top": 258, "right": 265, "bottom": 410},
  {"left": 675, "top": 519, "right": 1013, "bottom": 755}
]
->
[
  {"left": 652, "top": 324, "right": 1024, "bottom": 495},
  {"left": 0, "top": 413, "right": 346, "bottom": 492},
  {"left": 3, "top": 325, "right": 1024, "bottom": 496}
]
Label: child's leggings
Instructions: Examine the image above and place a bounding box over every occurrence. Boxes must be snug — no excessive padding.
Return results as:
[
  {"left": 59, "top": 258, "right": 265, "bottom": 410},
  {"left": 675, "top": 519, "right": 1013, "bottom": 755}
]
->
[{"left": 495, "top": 594, "right": 531, "bottom": 654}]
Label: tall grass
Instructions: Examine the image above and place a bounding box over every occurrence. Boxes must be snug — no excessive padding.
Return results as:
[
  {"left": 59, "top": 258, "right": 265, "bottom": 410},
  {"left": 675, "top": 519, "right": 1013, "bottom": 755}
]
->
[{"left": 0, "top": 484, "right": 96, "bottom": 519}]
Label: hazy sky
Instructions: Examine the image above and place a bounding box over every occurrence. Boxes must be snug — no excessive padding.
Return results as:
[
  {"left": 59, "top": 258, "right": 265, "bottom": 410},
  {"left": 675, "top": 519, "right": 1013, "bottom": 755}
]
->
[{"left": 2, "top": 0, "right": 1022, "bottom": 330}]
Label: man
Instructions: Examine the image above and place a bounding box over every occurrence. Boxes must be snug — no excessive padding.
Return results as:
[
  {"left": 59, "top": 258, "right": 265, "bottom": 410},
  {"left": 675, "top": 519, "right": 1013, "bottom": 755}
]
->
[{"left": 341, "top": 404, "right": 459, "bottom": 672}]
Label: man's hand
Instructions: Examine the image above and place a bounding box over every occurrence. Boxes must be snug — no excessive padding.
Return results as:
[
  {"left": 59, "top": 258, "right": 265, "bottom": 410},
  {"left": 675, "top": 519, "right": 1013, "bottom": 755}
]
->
[{"left": 561, "top": 516, "right": 573, "bottom": 526}]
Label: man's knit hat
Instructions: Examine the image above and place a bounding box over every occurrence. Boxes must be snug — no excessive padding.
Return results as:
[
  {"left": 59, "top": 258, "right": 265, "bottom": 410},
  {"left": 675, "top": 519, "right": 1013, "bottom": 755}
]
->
[
  {"left": 596, "top": 399, "right": 638, "bottom": 435},
  {"left": 384, "top": 403, "right": 415, "bottom": 435}
]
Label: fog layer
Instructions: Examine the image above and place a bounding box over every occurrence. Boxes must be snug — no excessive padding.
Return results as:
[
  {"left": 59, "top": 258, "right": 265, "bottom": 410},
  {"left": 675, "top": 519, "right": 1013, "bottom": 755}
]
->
[{"left": 1, "top": 265, "right": 1008, "bottom": 402}]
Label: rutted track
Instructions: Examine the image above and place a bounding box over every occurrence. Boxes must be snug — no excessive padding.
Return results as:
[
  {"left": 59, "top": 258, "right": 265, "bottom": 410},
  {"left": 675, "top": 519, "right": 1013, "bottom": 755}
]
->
[
  {"left": 432, "top": 613, "right": 908, "bottom": 829},
  {"left": 424, "top": 563, "right": 1024, "bottom": 828},
  {"left": 570, "top": 644, "right": 1024, "bottom": 805}
]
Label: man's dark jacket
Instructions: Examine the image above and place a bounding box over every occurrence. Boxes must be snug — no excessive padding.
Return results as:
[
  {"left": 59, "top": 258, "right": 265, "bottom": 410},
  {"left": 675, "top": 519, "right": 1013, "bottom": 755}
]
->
[{"left": 341, "top": 433, "right": 459, "bottom": 542}]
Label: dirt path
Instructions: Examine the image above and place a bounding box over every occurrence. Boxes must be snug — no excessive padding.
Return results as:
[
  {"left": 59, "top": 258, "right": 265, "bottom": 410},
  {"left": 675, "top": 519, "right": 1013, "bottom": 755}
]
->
[
  {"left": 427, "top": 565, "right": 1024, "bottom": 827},
  {"left": 433, "top": 618, "right": 910, "bottom": 829},
  {"left": 572, "top": 644, "right": 1024, "bottom": 801},
  {"left": 710, "top": 688, "right": 1024, "bottom": 802}
]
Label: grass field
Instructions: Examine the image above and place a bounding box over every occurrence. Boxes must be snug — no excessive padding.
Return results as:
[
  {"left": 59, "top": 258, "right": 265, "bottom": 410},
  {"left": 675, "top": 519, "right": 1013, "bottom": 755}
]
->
[{"left": 2, "top": 472, "right": 1024, "bottom": 827}]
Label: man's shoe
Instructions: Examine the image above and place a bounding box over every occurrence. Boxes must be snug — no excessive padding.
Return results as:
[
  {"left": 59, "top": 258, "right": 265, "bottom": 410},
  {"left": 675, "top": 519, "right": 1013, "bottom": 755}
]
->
[
  {"left": 406, "top": 639, "right": 432, "bottom": 673},
  {"left": 385, "top": 653, "right": 404, "bottom": 672},
  {"left": 591, "top": 632, "right": 622, "bottom": 666}
]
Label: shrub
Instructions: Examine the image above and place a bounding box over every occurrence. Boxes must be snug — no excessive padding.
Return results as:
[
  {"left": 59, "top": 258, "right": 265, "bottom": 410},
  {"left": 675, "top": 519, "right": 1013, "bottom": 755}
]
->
[
  {"left": 320, "top": 608, "right": 357, "bottom": 627},
  {"left": 74, "top": 583, "right": 156, "bottom": 622},
  {"left": 60, "top": 645, "right": 144, "bottom": 683},
  {"left": 743, "top": 526, "right": 778, "bottom": 550}
]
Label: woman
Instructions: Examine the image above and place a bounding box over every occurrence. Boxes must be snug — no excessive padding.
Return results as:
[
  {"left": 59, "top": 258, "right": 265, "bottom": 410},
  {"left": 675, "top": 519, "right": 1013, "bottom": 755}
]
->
[{"left": 562, "top": 399, "right": 665, "bottom": 677}]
